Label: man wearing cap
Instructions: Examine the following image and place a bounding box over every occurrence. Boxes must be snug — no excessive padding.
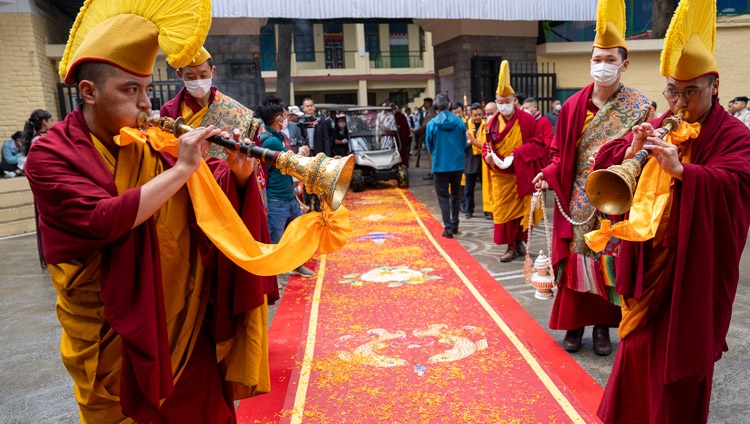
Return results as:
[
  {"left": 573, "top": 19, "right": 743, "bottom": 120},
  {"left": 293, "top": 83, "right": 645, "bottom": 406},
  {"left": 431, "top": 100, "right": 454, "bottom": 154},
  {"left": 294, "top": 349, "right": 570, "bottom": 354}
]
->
[
  {"left": 284, "top": 105, "right": 306, "bottom": 153},
  {"left": 483, "top": 60, "right": 546, "bottom": 262},
  {"left": 731, "top": 95, "right": 750, "bottom": 129},
  {"left": 532, "top": 0, "right": 653, "bottom": 356},
  {"left": 24, "top": 2, "right": 277, "bottom": 422},
  {"left": 588, "top": 0, "right": 750, "bottom": 421}
]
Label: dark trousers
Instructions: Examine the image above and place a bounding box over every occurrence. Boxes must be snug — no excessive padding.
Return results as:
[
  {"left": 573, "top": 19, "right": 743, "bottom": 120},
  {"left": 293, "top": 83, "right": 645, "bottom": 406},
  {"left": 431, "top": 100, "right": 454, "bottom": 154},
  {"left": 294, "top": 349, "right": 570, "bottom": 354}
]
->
[
  {"left": 434, "top": 171, "right": 462, "bottom": 232},
  {"left": 463, "top": 172, "right": 480, "bottom": 214}
]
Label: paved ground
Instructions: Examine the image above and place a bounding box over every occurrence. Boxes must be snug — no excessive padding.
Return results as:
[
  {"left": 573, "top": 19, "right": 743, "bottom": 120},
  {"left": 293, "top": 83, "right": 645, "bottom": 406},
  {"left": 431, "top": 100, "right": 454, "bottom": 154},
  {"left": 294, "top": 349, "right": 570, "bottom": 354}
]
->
[{"left": 1, "top": 155, "right": 749, "bottom": 422}]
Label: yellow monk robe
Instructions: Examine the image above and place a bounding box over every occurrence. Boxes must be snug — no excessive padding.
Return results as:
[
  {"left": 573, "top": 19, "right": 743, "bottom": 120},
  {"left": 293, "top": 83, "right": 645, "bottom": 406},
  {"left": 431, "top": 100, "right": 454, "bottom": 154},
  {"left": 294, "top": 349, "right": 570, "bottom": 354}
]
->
[
  {"left": 489, "top": 118, "right": 541, "bottom": 230},
  {"left": 482, "top": 155, "right": 493, "bottom": 214},
  {"left": 467, "top": 118, "right": 493, "bottom": 214},
  {"left": 181, "top": 101, "right": 209, "bottom": 128},
  {"left": 50, "top": 135, "right": 268, "bottom": 422}
]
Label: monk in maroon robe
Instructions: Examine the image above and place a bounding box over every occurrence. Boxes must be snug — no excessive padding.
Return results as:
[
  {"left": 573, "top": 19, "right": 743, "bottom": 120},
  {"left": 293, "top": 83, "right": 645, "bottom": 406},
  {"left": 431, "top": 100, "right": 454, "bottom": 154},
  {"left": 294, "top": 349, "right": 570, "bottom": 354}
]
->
[
  {"left": 594, "top": 78, "right": 750, "bottom": 422},
  {"left": 534, "top": 46, "right": 652, "bottom": 356}
]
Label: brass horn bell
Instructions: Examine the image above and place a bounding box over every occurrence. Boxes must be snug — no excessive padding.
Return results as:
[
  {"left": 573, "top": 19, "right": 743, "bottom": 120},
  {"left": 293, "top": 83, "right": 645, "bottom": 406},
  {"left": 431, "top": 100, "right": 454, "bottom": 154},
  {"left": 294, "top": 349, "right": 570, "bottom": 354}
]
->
[
  {"left": 585, "top": 110, "right": 686, "bottom": 216},
  {"left": 136, "top": 110, "right": 354, "bottom": 210}
]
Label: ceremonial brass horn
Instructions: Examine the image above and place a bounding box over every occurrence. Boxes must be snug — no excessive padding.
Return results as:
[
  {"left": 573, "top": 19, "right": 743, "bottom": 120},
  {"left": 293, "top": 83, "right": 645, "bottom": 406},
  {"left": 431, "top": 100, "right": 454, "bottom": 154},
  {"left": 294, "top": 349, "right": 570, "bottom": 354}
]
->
[
  {"left": 585, "top": 108, "right": 687, "bottom": 215},
  {"left": 136, "top": 111, "right": 354, "bottom": 211}
]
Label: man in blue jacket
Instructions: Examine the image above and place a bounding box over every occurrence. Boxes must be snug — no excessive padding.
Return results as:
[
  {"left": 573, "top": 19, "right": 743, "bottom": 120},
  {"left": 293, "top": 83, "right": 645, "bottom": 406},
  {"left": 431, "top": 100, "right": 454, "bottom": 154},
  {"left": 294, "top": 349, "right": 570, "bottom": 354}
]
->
[{"left": 425, "top": 94, "right": 467, "bottom": 238}]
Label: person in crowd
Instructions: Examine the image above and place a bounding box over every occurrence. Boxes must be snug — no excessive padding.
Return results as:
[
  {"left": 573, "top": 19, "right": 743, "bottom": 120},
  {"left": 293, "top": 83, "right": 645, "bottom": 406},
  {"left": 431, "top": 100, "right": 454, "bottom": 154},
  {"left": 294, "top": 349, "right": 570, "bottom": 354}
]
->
[
  {"left": 392, "top": 103, "right": 412, "bottom": 168},
  {"left": 331, "top": 113, "right": 350, "bottom": 157},
  {"left": 588, "top": 0, "right": 750, "bottom": 421},
  {"left": 21, "top": 109, "right": 53, "bottom": 157},
  {"left": 464, "top": 103, "right": 485, "bottom": 219},
  {"left": 2, "top": 131, "right": 25, "bottom": 178},
  {"left": 300, "top": 97, "right": 332, "bottom": 157},
  {"left": 425, "top": 94, "right": 466, "bottom": 238},
  {"left": 522, "top": 97, "right": 554, "bottom": 147},
  {"left": 481, "top": 102, "right": 497, "bottom": 220},
  {"left": 24, "top": 3, "right": 278, "bottom": 421},
  {"left": 484, "top": 61, "right": 546, "bottom": 262},
  {"left": 533, "top": 0, "right": 654, "bottom": 356},
  {"left": 284, "top": 105, "right": 306, "bottom": 153},
  {"left": 258, "top": 96, "right": 316, "bottom": 278},
  {"left": 730, "top": 95, "right": 750, "bottom": 129},
  {"left": 299, "top": 97, "right": 329, "bottom": 211},
  {"left": 451, "top": 102, "right": 468, "bottom": 212},
  {"left": 377, "top": 103, "right": 398, "bottom": 150},
  {"left": 545, "top": 99, "right": 562, "bottom": 132},
  {"left": 414, "top": 97, "right": 436, "bottom": 177}
]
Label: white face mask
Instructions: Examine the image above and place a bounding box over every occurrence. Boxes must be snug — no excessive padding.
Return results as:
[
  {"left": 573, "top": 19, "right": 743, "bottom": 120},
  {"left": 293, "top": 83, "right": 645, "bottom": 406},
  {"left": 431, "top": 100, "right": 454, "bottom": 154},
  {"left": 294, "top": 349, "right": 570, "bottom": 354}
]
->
[
  {"left": 497, "top": 103, "right": 514, "bottom": 116},
  {"left": 554, "top": 104, "right": 562, "bottom": 112},
  {"left": 590, "top": 62, "right": 623, "bottom": 86},
  {"left": 338, "top": 122, "right": 347, "bottom": 129},
  {"left": 184, "top": 78, "right": 212, "bottom": 98},
  {"left": 281, "top": 119, "right": 289, "bottom": 130}
]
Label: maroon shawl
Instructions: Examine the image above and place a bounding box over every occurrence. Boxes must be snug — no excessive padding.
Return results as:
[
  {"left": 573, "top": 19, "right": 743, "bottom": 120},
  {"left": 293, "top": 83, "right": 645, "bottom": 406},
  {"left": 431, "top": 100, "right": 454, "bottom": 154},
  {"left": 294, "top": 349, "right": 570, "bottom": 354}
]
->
[
  {"left": 483, "top": 107, "right": 547, "bottom": 197},
  {"left": 596, "top": 103, "right": 750, "bottom": 382},
  {"left": 26, "top": 108, "right": 268, "bottom": 422}
]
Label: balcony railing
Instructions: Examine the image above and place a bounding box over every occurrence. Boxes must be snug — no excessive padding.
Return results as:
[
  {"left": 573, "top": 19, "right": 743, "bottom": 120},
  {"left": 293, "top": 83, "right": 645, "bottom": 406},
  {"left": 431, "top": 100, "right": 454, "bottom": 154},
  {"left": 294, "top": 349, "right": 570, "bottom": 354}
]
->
[
  {"left": 370, "top": 52, "right": 423, "bottom": 69},
  {"left": 260, "top": 50, "right": 426, "bottom": 72},
  {"left": 261, "top": 50, "right": 358, "bottom": 71},
  {"left": 295, "top": 50, "right": 357, "bottom": 70}
]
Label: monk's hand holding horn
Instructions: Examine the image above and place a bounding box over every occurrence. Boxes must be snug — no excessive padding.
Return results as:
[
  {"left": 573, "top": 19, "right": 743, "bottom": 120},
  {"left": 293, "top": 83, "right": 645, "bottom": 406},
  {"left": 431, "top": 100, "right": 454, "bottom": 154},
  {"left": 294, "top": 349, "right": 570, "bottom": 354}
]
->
[
  {"left": 223, "top": 128, "right": 256, "bottom": 189},
  {"left": 178, "top": 125, "right": 221, "bottom": 174},
  {"left": 644, "top": 137, "right": 684, "bottom": 180}
]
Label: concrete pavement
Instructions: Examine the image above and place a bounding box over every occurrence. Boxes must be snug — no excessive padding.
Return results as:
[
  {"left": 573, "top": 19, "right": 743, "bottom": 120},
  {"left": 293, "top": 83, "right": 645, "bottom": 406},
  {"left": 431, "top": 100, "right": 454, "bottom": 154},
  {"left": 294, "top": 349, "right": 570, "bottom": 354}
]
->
[{"left": 1, "top": 161, "right": 749, "bottom": 422}]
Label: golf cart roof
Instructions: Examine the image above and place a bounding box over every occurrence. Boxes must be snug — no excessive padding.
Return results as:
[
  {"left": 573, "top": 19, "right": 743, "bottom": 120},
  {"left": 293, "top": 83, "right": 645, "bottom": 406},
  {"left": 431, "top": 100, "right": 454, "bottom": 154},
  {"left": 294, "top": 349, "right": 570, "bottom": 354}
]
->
[{"left": 315, "top": 103, "right": 393, "bottom": 113}]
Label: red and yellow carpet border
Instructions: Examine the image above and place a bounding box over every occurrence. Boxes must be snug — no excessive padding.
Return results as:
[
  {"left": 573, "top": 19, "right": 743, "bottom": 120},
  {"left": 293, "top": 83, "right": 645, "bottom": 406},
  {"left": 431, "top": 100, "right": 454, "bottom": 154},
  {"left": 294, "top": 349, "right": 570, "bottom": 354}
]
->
[{"left": 237, "top": 188, "right": 603, "bottom": 423}]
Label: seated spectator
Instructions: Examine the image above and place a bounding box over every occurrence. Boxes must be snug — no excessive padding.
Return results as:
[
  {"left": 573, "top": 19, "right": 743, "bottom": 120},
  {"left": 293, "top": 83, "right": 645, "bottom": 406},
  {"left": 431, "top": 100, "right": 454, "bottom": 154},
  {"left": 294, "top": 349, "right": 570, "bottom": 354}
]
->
[
  {"left": 21, "top": 109, "right": 53, "bottom": 156},
  {"left": 2, "top": 131, "right": 24, "bottom": 178},
  {"left": 257, "top": 96, "right": 315, "bottom": 277}
]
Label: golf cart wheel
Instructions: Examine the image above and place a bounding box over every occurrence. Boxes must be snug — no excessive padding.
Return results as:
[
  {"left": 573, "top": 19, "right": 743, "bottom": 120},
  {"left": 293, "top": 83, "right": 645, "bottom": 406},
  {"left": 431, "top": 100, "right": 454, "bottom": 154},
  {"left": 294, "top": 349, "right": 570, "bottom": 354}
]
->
[
  {"left": 397, "top": 165, "right": 409, "bottom": 188},
  {"left": 351, "top": 169, "right": 365, "bottom": 192}
]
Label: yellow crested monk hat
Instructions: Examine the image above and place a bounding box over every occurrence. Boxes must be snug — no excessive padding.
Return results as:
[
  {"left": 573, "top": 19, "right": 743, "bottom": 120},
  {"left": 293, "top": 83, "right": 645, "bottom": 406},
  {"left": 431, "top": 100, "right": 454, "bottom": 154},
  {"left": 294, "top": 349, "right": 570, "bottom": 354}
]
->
[
  {"left": 60, "top": 0, "right": 213, "bottom": 85},
  {"left": 187, "top": 47, "right": 212, "bottom": 67},
  {"left": 495, "top": 60, "right": 514, "bottom": 97},
  {"left": 593, "top": 0, "right": 627, "bottom": 51},
  {"left": 660, "top": 0, "right": 718, "bottom": 81}
]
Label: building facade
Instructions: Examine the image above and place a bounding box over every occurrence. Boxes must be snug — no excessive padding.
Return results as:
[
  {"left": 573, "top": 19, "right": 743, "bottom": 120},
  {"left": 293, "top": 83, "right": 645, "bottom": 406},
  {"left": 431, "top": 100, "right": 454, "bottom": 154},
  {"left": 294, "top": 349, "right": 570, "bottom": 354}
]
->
[
  {"left": 3, "top": 0, "right": 750, "bottom": 138},
  {"left": 259, "top": 20, "right": 435, "bottom": 109}
]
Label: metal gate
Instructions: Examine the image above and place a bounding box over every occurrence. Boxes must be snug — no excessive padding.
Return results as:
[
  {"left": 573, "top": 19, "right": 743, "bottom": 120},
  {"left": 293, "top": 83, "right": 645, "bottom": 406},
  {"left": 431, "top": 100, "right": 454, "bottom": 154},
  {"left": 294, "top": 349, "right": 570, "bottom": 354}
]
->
[{"left": 470, "top": 56, "right": 557, "bottom": 114}]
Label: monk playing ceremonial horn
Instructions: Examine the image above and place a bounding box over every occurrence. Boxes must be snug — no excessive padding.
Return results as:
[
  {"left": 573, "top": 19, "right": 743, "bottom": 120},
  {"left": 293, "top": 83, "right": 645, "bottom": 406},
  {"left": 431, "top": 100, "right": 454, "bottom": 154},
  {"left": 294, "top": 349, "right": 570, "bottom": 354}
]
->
[
  {"left": 24, "top": 0, "right": 351, "bottom": 422},
  {"left": 588, "top": 0, "right": 750, "bottom": 421}
]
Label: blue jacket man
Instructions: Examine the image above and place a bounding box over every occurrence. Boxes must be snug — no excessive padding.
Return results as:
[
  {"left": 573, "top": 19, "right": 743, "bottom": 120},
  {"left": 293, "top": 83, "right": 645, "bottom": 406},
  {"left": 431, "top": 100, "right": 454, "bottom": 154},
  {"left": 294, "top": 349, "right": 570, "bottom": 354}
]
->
[{"left": 425, "top": 94, "right": 466, "bottom": 238}]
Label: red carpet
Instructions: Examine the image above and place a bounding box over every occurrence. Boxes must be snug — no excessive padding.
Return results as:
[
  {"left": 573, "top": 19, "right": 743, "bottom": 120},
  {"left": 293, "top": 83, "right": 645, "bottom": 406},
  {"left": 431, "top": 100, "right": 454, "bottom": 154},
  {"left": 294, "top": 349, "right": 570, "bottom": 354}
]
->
[{"left": 237, "top": 188, "right": 602, "bottom": 423}]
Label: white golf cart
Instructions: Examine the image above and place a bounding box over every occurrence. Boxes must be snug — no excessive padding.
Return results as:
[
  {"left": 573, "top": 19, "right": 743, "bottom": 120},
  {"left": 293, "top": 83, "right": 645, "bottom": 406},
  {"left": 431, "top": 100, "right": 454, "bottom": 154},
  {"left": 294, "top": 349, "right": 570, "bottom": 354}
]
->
[{"left": 317, "top": 104, "right": 408, "bottom": 192}]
